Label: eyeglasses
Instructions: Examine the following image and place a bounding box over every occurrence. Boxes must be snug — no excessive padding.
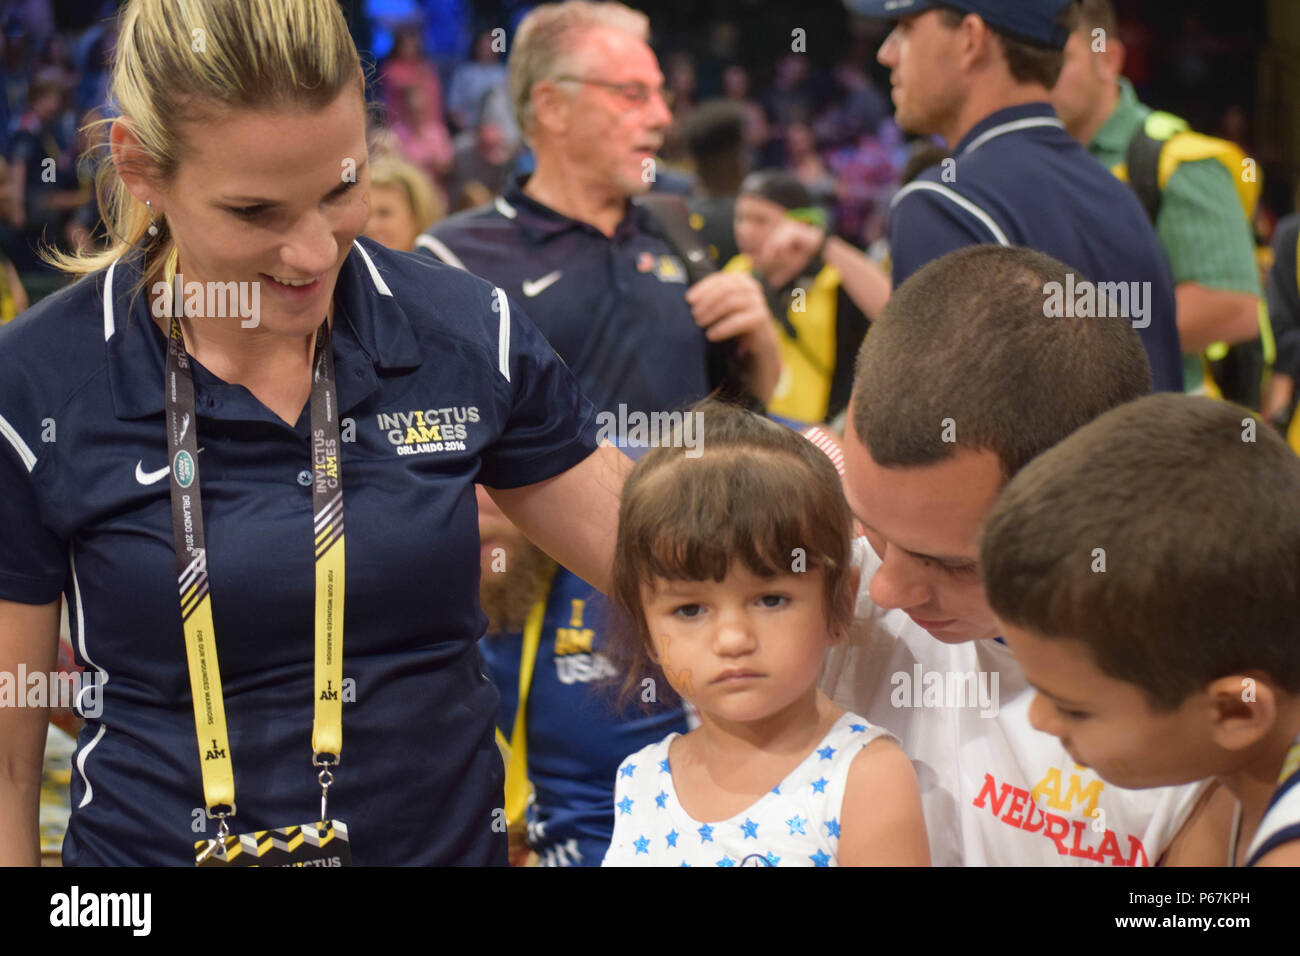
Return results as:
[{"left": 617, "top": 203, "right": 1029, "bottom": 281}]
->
[{"left": 551, "top": 75, "right": 666, "bottom": 109}]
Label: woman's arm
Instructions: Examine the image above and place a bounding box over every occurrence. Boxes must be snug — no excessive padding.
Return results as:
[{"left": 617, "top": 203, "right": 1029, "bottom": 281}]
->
[
  {"left": 0, "top": 597, "right": 61, "bottom": 866},
  {"left": 485, "top": 443, "right": 633, "bottom": 596},
  {"left": 837, "top": 736, "right": 930, "bottom": 866}
]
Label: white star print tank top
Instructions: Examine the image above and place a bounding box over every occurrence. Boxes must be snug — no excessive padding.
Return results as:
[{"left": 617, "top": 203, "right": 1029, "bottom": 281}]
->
[{"left": 602, "top": 712, "right": 892, "bottom": 866}]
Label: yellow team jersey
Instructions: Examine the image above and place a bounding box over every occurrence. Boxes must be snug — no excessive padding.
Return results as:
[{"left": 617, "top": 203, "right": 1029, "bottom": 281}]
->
[
  {"left": 0, "top": 263, "right": 16, "bottom": 324},
  {"left": 724, "top": 254, "right": 842, "bottom": 423}
]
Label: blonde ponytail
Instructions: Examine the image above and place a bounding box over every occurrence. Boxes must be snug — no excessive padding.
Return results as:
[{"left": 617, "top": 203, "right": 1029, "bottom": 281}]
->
[{"left": 45, "top": 0, "right": 363, "bottom": 283}]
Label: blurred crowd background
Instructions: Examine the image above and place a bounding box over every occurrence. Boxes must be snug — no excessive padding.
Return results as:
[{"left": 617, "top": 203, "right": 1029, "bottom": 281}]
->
[{"left": 0, "top": 0, "right": 1293, "bottom": 309}]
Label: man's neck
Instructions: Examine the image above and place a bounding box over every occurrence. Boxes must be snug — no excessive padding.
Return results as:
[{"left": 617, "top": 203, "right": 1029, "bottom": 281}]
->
[
  {"left": 1074, "top": 80, "right": 1122, "bottom": 148},
  {"left": 941, "top": 81, "right": 1053, "bottom": 150},
  {"left": 523, "top": 161, "right": 629, "bottom": 237}
]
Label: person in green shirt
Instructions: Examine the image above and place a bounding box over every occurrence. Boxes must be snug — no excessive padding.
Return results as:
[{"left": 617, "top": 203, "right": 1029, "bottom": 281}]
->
[{"left": 1050, "top": 0, "right": 1261, "bottom": 397}]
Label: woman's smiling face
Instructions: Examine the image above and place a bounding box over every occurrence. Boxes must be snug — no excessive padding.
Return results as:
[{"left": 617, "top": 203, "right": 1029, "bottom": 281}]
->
[{"left": 146, "top": 85, "right": 372, "bottom": 337}]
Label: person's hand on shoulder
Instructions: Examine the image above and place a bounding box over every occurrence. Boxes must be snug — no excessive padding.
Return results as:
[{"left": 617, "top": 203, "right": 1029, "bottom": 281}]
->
[{"left": 684, "top": 271, "right": 782, "bottom": 402}]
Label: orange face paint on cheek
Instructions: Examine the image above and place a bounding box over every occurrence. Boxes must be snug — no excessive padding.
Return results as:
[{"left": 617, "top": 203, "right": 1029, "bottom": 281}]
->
[{"left": 655, "top": 634, "right": 695, "bottom": 700}]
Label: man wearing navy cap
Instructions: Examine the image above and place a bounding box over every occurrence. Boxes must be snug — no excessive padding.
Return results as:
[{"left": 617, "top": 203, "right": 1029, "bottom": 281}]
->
[{"left": 846, "top": 0, "right": 1184, "bottom": 392}]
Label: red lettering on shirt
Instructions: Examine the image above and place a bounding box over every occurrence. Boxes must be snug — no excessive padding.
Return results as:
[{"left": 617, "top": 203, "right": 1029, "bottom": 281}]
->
[
  {"left": 1069, "top": 819, "right": 1103, "bottom": 861},
  {"left": 1000, "top": 787, "right": 1030, "bottom": 827},
  {"left": 972, "top": 773, "right": 1013, "bottom": 816},
  {"left": 972, "top": 772, "right": 1152, "bottom": 866}
]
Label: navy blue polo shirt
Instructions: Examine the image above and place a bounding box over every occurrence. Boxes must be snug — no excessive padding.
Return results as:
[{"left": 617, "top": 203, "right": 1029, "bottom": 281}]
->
[
  {"left": 479, "top": 568, "right": 689, "bottom": 867},
  {"left": 888, "top": 103, "right": 1183, "bottom": 393},
  {"left": 0, "top": 237, "right": 599, "bottom": 865},
  {"left": 419, "top": 178, "right": 711, "bottom": 416}
]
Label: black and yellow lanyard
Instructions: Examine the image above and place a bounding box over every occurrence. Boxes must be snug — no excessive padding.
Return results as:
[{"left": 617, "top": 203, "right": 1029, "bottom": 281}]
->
[{"left": 162, "top": 248, "right": 346, "bottom": 847}]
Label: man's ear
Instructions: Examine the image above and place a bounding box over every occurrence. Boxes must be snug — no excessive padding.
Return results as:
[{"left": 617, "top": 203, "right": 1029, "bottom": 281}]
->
[
  {"left": 1206, "top": 673, "right": 1277, "bottom": 754},
  {"left": 1099, "top": 36, "right": 1126, "bottom": 83},
  {"left": 959, "top": 13, "right": 997, "bottom": 74},
  {"left": 529, "top": 80, "right": 570, "bottom": 140}
]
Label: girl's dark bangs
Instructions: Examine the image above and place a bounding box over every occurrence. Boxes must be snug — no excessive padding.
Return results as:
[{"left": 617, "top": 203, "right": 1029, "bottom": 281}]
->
[{"left": 637, "top": 453, "right": 839, "bottom": 585}]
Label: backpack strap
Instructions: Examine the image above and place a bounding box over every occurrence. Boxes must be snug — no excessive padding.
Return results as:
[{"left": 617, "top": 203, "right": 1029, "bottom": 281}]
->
[
  {"left": 633, "top": 193, "right": 763, "bottom": 409},
  {"left": 633, "top": 193, "right": 717, "bottom": 285},
  {"left": 1125, "top": 116, "right": 1178, "bottom": 223}
]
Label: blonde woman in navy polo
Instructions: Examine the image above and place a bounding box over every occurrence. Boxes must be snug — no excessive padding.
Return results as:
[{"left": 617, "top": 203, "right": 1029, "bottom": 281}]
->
[{"left": 0, "top": 0, "right": 629, "bottom": 866}]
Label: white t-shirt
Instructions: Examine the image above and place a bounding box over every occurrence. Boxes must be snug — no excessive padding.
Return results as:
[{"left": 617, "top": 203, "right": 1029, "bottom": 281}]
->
[
  {"left": 819, "top": 537, "right": 1205, "bottom": 867},
  {"left": 602, "top": 712, "right": 892, "bottom": 867}
]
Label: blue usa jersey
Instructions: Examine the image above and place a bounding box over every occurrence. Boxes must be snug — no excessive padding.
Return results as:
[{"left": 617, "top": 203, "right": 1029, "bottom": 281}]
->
[
  {"left": 0, "top": 238, "right": 599, "bottom": 865},
  {"left": 479, "top": 569, "right": 690, "bottom": 866}
]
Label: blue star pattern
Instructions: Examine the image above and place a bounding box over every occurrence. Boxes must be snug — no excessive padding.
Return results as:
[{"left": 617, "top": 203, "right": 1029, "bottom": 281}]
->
[{"left": 604, "top": 714, "right": 885, "bottom": 866}]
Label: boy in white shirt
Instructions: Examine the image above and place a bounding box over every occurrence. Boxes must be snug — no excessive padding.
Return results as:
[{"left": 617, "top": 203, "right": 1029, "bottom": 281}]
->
[{"left": 822, "top": 245, "right": 1229, "bottom": 865}]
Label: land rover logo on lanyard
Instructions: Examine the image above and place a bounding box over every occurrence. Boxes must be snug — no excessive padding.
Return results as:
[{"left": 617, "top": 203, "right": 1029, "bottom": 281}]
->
[
  {"left": 160, "top": 247, "right": 352, "bottom": 867},
  {"left": 172, "top": 450, "right": 194, "bottom": 488}
]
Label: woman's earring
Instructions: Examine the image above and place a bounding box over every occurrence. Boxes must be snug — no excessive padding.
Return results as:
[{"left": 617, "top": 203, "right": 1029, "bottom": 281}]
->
[{"left": 147, "top": 200, "right": 159, "bottom": 237}]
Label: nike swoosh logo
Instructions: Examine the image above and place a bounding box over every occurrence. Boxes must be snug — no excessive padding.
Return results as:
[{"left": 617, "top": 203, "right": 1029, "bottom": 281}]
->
[
  {"left": 522, "top": 271, "right": 563, "bottom": 297},
  {"left": 135, "top": 447, "right": 204, "bottom": 486},
  {"left": 135, "top": 462, "right": 170, "bottom": 485}
]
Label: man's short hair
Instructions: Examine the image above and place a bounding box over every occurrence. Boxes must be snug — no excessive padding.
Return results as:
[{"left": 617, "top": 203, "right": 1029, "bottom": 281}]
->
[
  {"left": 683, "top": 99, "right": 746, "bottom": 161},
  {"left": 684, "top": 99, "right": 747, "bottom": 195},
  {"left": 1075, "top": 0, "right": 1117, "bottom": 37},
  {"left": 981, "top": 393, "right": 1300, "bottom": 710},
  {"left": 851, "top": 245, "right": 1151, "bottom": 482},
  {"left": 509, "top": 0, "right": 649, "bottom": 139},
  {"left": 936, "top": 1, "right": 1079, "bottom": 88}
]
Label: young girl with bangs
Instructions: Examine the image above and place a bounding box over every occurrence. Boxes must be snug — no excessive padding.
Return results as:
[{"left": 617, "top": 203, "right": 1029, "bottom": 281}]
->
[{"left": 602, "top": 401, "right": 929, "bottom": 866}]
